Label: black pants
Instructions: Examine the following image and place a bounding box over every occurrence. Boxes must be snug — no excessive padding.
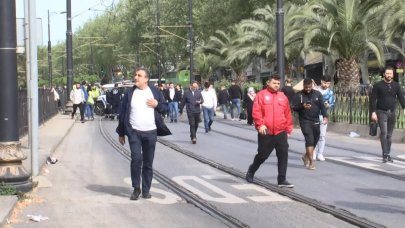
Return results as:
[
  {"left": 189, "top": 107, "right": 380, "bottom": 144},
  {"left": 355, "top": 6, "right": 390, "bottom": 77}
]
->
[
  {"left": 300, "top": 121, "right": 320, "bottom": 147},
  {"left": 377, "top": 110, "right": 396, "bottom": 157},
  {"left": 187, "top": 112, "right": 201, "bottom": 139},
  {"left": 72, "top": 103, "right": 84, "bottom": 121},
  {"left": 249, "top": 131, "right": 289, "bottom": 183}
]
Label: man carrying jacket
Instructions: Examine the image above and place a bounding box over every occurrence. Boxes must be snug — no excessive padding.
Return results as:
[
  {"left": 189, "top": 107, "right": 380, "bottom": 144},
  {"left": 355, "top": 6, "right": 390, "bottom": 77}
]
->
[{"left": 245, "top": 75, "right": 294, "bottom": 188}]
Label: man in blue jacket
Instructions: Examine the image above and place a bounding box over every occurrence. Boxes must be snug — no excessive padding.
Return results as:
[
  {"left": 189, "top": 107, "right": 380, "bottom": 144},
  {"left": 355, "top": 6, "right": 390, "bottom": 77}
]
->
[{"left": 116, "top": 67, "right": 169, "bottom": 200}]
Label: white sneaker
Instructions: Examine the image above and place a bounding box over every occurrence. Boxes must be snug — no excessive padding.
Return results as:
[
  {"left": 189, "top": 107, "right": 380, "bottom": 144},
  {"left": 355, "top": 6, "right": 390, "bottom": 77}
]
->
[{"left": 317, "top": 154, "right": 325, "bottom": 161}]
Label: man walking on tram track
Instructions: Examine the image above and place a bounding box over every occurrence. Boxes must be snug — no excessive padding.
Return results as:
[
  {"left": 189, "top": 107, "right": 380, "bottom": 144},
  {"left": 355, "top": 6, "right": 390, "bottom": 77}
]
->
[
  {"left": 116, "top": 67, "right": 170, "bottom": 200},
  {"left": 292, "top": 78, "right": 328, "bottom": 170},
  {"left": 201, "top": 81, "right": 217, "bottom": 133},
  {"left": 314, "top": 76, "right": 335, "bottom": 161},
  {"left": 370, "top": 66, "right": 405, "bottom": 163},
  {"left": 179, "top": 81, "right": 204, "bottom": 144},
  {"left": 245, "top": 75, "right": 294, "bottom": 188}
]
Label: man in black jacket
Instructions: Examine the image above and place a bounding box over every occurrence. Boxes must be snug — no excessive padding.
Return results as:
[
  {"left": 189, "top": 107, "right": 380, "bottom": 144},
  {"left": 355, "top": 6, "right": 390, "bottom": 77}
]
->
[
  {"left": 218, "top": 85, "right": 230, "bottom": 119},
  {"left": 293, "top": 78, "right": 328, "bottom": 170},
  {"left": 179, "top": 81, "right": 204, "bottom": 144},
  {"left": 116, "top": 67, "right": 169, "bottom": 200},
  {"left": 370, "top": 66, "right": 405, "bottom": 163},
  {"left": 228, "top": 80, "right": 243, "bottom": 120}
]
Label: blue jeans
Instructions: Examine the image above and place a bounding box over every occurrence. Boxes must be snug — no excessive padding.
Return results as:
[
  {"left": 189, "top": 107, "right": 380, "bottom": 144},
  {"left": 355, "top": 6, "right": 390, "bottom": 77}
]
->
[
  {"left": 85, "top": 103, "right": 94, "bottom": 118},
  {"left": 127, "top": 128, "right": 157, "bottom": 194},
  {"left": 168, "top": 101, "right": 179, "bottom": 121},
  {"left": 230, "top": 98, "right": 241, "bottom": 119},
  {"left": 377, "top": 110, "right": 396, "bottom": 157},
  {"left": 202, "top": 107, "right": 215, "bottom": 131},
  {"left": 221, "top": 104, "right": 229, "bottom": 119}
]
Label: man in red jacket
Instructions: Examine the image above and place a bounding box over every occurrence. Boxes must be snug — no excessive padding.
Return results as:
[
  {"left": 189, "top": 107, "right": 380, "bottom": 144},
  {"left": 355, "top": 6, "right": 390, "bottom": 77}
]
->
[{"left": 245, "top": 75, "right": 294, "bottom": 188}]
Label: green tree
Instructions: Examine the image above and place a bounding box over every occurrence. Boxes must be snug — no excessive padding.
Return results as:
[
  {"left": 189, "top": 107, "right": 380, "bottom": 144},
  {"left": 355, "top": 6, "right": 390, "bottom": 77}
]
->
[{"left": 291, "top": 0, "right": 387, "bottom": 91}]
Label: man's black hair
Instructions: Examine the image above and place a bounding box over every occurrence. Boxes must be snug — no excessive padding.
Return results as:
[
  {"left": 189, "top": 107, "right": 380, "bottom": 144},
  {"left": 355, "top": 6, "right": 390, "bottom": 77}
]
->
[
  {"left": 204, "top": 81, "right": 210, "bottom": 88},
  {"left": 303, "top": 78, "right": 313, "bottom": 85},
  {"left": 269, "top": 75, "right": 281, "bottom": 80},
  {"left": 321, "top": 75, "right": 332, "bottom": 82}
]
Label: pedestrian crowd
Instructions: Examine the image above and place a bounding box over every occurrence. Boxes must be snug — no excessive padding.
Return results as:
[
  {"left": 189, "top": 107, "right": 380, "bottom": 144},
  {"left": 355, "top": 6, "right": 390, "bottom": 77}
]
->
[{"left": 61, "top": 66, "right": 404, "bottom": 200}]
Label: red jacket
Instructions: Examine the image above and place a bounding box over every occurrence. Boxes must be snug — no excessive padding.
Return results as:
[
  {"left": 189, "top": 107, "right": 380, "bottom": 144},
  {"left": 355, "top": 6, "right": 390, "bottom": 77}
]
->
[{"left": 252, "top": 88, "right": 293, "bottom": 135}]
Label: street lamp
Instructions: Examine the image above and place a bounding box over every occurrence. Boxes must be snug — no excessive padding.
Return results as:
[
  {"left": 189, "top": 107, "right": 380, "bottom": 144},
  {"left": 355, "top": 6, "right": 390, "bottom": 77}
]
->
[
  {"left": 47, "top": 10, "right": 66, "bottom": 88},
  {"left": 276, "top": 0, "right": 285, "bottom": 87}
]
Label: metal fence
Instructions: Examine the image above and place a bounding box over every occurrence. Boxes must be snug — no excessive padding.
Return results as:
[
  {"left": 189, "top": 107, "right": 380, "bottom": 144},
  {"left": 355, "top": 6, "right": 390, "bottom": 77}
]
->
[
  {"left": 17, "top": 88, "right": 68, "bottom": 137},
  {"left": 330, "top": 86, "right": 405, "bottom": 128}
]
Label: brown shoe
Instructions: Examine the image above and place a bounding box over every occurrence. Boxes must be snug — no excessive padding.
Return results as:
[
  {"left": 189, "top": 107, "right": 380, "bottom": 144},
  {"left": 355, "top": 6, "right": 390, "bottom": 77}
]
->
[
  {"left": 301, "top": 156, "right": 309, "bottom": 167},
  {"left": 307, "top": 163, "right": 316, "bottom": 170},
  {"left": 192, "top": 138, "right": 197, "bottom": 144}
]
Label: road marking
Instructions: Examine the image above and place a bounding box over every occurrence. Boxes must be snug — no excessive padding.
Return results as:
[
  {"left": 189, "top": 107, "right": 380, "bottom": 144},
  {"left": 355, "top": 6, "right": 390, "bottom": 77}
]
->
[
  {"left": 173, "top": 176, "right": 247, "bottom": 203},
  {"left": 328, "top": 157, "right": 385, "bottom": 171},
  {"left": 124, "top": 177, "right": 182, "bottom": 204},
  {"left": 232, "top": 184, "right": 291, "bottom": 202}
]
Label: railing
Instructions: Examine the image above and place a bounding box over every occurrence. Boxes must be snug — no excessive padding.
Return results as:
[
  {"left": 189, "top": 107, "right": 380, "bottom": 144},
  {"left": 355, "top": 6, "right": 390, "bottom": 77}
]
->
[
  {"left": 330, "top": 85, "right": 405, "bottom": 128},
  {"left": 17, "top": 88, "right": 67, "bottom": 137}
]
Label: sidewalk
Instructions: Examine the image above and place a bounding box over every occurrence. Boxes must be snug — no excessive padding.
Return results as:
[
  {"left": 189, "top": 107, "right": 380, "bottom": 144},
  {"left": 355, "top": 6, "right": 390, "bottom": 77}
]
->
[{"left": 0, "top": 113, "right": 74, "bottom": 227}]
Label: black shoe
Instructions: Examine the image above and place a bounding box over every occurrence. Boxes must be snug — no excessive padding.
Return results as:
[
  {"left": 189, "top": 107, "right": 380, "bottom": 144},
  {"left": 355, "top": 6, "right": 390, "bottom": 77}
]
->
[
  {"left": 142, "top": 193, "right": 151, "bottom": 199},
  {"left": 170, "top": 119, "right": 173, "bottom": 123},
  {"left": 130, "top": 188, "right": 141, "bottom": 200},
  {"left": 278, "top": 180, "right": 294, "bottom": 188},
  {"left": 383, "top": 156, "right": 394, "bottom": 163},
  {"left": 208, "top": 126, "right": 211, "bottom": 131},
  {"left": 174, "top": 119, "right": 177, "bottom": 123},
  {"left": 246, "top": 170, "right": 254, "bottom": 183}
]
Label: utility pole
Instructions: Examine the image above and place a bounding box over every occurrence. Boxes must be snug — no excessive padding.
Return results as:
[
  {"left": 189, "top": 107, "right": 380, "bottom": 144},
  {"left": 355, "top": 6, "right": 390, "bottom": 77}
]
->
[
  {"left": 155, "top": 0, "right": 161, "bottom": 83},
  {"left": 66, "top": 0, "right": 73, "bottom": 98},
  {"left": 0, "top": 0, "right": 32, "bottom": 191},
  {"left": 188, "top": 0, "right": 194, "bottom": 82},
  {"left": 47, "top": 10, "right": 53, "bottom": 88},
  {"left": 276, "top": 0, "right": 285, "bottom": 87}
]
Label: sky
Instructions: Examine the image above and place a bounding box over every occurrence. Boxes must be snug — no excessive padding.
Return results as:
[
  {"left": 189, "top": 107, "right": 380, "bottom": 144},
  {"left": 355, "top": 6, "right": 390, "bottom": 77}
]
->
[{"left": 16, "top": 0, "right": 117, "bottom": 45}]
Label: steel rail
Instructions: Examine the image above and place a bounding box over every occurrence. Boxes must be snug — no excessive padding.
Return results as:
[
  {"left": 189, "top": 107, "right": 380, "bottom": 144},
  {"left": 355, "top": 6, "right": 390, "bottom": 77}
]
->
[{"left": 99, "top": 119, "right": 249, "bottom": 228}]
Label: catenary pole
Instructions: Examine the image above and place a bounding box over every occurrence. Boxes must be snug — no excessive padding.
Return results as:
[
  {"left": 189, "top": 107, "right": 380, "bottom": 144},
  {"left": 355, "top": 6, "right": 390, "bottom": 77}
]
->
[
  {"left": 188, "top": 0, "right": 194, "bottom": 82},
  {"left": 0, "top": 0, "right": 32, "bottom": 191},
  {"left": 66, "top": 0, "right": 73, "bottom": 98},
  {"left": 276, "top": 0, "right": 285, "bottom": 87}
]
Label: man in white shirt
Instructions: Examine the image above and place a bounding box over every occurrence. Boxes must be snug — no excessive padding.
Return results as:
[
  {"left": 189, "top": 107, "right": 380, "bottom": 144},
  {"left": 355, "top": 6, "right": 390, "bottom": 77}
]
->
[
  {"left": 201, "top": 82, "right": 217, "bottom": 133},
  {"left": 70, "top": 83, "right": 85, "bottom": 123},
  {"left": 116, "top": 67, "right": 169, "bottom": 200}
]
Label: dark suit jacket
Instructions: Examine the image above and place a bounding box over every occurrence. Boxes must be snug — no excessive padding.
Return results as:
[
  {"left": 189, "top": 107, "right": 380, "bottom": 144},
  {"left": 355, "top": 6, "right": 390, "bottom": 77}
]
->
[{"left": 179, "top": 88, "right": 204, "bottom": 114}]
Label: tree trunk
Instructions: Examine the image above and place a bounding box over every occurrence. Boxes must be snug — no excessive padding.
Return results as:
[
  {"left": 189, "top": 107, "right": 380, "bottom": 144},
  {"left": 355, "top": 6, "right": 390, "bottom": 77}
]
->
[
  {"left": 252, "top": 57, "right": 261, "bottom": 83},
  {"left": 359, "top": 51, "right": 370, "bottom": 84},
  {"left": 336, "top": 58, "right": 360, "bottom": 92}
]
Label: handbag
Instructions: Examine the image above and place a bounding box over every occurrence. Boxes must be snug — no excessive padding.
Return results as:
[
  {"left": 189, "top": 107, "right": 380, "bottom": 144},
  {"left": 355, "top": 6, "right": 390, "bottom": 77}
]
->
[{"left": 369, "top": 121, "right": 378, "bottom": 136}]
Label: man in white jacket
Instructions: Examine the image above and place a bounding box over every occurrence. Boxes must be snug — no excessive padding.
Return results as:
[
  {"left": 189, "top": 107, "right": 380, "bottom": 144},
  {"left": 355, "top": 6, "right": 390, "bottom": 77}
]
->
[
  {"left": 70, "top": 83, "right": 85, "bottom": 123},
  {"left": 201, "top": 81, "right": 217, "bottom": 133}
]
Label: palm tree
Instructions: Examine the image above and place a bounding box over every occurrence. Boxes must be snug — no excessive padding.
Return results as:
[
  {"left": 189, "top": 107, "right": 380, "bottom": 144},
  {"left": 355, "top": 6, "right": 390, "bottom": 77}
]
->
[
  {"left": 381, "top": 0, "right": 405, "bottom": 42},
  {"left": 291, "top": 0, "right": 386, "bottom": 91},
  {"left": 229, "top": 4, "right": 304, "bottom": 80},
  {"left": 200, "top": 27, "right": 251, "bottom": 84}
]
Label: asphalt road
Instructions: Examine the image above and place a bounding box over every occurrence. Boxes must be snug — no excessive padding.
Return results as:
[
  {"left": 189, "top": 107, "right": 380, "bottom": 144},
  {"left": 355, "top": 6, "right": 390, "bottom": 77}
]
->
[{"left": 10, "top": 114, "right": 405, "bottom": 227}]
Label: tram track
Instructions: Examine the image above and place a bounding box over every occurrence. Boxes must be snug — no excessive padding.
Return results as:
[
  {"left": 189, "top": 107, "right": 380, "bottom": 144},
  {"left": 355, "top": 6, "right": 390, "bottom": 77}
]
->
[
  {"left": 99, "top": 119, "right": 249, "bottom": 228},
  {"left": 100, "top": 119, "right": 384, "bottom": 228}
]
